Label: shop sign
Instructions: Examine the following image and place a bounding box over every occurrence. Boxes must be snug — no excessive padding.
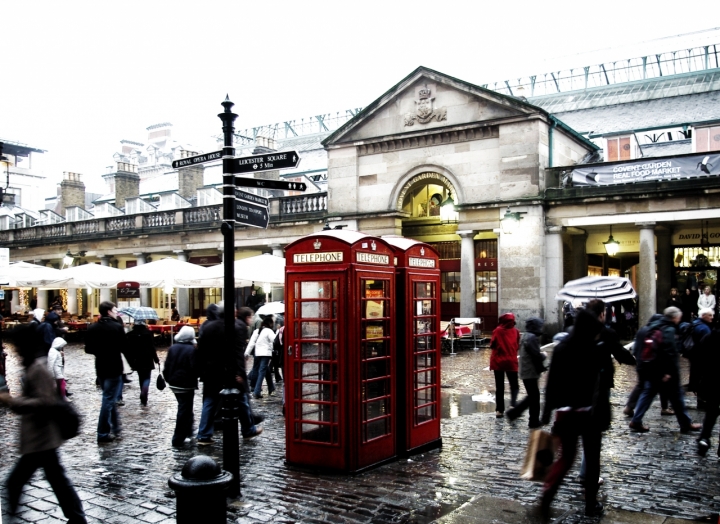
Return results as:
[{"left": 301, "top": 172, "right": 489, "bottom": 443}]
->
[
  {"left": 586, "top": 231, "right": 656, "bottom": 254},
  {"left": 570, "top": 153, "right": 720, "bottom": 186},
  {"left": 476, "top": 259, "right": 496, "bottom": 269},
  {"left": 356, "top": 252, "right": 390, "bottom": 265},
  {"left": 409, "top": 257, "right": 436, "bottom": 268},
  {"left": 117, "top": 281, "right": 140, "bottom": 298},
  {"left": 293, "top": 252, "right": 343, "bottom": 263},
  {"left": 673, "top": 227, "right": 720, "bottom": 245}
]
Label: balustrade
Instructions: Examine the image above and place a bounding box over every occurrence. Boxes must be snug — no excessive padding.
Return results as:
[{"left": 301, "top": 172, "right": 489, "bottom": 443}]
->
[
  {"left": 279, "top": 193, "right": 327, "bottom": 217},
  {"left": 143, "top": 212, "right": 176, "bottom": 228},
  {"left": 107, "top": 217, "right": 136, "bottom": 231},
  {"left": 184, "top": 205, "right": 221, "bottom": 224}
]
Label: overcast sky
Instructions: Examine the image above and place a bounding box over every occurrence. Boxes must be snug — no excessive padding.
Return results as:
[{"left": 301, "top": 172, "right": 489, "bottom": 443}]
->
[{"left": 2, "top": 1, "right": 719, "bottom": 196}]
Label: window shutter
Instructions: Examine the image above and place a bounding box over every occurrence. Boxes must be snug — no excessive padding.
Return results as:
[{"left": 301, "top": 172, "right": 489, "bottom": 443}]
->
[{"left": 619, "top": 137, "right": 632, "bottom": 160}]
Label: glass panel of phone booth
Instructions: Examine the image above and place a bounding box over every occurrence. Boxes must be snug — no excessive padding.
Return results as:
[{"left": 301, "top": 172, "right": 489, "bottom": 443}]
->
[
  {"left": 412, "top": 280, "right": 439, "bottom": 426},
  {"left": 360, "top": 278, "right": 392, "bottom": 442},
  {"left": 291, "top": 279, "right": 340, "bottom": 445}
]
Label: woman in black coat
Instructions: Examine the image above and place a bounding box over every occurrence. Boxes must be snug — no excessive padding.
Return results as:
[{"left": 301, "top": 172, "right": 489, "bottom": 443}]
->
[
  {"left": 163, "top": 326, "right": 198, "bottom": 448},
  {"left": 125, "top": 321, "right": 159, "bottom": 407}
]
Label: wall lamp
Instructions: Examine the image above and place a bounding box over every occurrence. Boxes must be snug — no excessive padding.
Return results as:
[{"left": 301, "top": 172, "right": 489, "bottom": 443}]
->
[
  {"left": 440, "top": 196, "right": 458, "bottom": 224},
  {"left": 63, "top": 250, "right": 86, "bottom": 267},
  {"left": 603, "top": 225, "right": 620, "bottom": 257},
  {"left": 500, "top": 207, "right": 526, "bottom": 234}
]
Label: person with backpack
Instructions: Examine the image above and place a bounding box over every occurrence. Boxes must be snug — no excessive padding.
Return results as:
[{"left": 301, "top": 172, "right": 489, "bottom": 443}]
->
[
  {"left": 0, "top": 323, "right": 88, "bottom": 523},
  {"left": 629, "top": 307, "right": 701, "bottom": 433},
  {"left": 506, "top": 317, "right": 546, "bottom": 428}
]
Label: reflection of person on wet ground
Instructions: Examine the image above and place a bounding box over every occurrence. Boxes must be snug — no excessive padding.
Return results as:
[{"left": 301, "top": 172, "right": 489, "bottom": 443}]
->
[{"left": 489, "top": 312, "right": 520, "bottom": 418}]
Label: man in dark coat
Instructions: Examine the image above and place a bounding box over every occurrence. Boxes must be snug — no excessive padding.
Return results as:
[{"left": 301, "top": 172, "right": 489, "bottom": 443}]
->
[
  {"left": 84, "top": 301, "right": 131, "bottom": 443},
  {"left": 696, "top": 325, "right": 720, "bottom": 457},
  {"left": 629, "top": 306, "right": 701, "bottom": 433},
  {"left": 125, "top": 320, "right": 159, "bottom": 406},
  {"left": 196, "top": 304, "right": 261, "bottom": 445},
  {"left": 245, "top": 288, "right": 263, "bottom": 312},
  {"left": 540, "top": 310, "right": 606, "bottom": 517}
]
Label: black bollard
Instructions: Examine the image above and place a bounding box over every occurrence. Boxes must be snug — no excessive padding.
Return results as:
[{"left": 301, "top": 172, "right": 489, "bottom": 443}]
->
[
  {"left": 220, "top": 387, "right": 240, "bottom": 497},
  {"left": 168, "top": 456, "right": 232, "bottom": 524}
]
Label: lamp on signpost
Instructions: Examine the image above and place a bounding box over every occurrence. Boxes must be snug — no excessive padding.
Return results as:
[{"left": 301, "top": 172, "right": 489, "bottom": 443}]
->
[{"left": 603, "top": 225, "right": 621, "bottom": 257}]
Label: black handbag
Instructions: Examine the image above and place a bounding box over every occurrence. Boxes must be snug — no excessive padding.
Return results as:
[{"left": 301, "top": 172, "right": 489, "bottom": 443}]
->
[
  {"left": 49, "top": 401, "right": 81, "bottom": 440},
  {"left": 156, "top": 364, "right": 166, "bottom": 390}
]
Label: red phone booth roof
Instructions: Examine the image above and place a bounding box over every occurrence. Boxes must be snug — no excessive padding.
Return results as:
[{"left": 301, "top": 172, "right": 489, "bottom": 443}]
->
[
  {"left": 285, "top": 229, "right": 372, "bottom": 249},
  {"left": 382, "top": 236, "right": 439, "bottom": 267}
]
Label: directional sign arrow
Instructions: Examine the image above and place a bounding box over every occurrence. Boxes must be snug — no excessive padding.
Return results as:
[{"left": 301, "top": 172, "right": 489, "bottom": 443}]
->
[
  {"left": 228, "top": 150, "right": 300, "bottom": 174},
  {"left": 234, "top": 177, "right": 307, "bottom": 191},
  {"left": 171, "top": 150, "right": 223, "bottom": 169},
  {"left": 234, "top": 187, "right": 269, "bottom": 208},
  {"left": 234, "top": 198, "right": 270, "bottom": 229}
]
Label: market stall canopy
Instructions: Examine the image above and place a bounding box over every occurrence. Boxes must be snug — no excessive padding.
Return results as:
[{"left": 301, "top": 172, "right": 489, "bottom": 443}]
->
[
  {"left": 176, "top": 253, "right": 285, "bottom": 288},
  {"left": 46, "top": 263, "right": 125, "bottom": 289},
  {"left": 121, "top": 257, "right": 211, "bottom": 288},
  {"left": 555, "top": 276, "right": 637, "bottom": 303},
  {"left": 0, "top": 261, "right": 71, "bottom": 288}
]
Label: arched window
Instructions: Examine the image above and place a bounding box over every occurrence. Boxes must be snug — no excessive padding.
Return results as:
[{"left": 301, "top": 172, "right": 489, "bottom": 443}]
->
[{"left": 401, "top": 181, "right": 453, "bottom": 219}]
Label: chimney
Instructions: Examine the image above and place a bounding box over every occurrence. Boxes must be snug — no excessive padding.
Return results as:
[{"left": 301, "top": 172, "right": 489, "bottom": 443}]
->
[
  {"left": 176, "top": 150, "right": 204, "bottom": 200},
  {"left": 59, "top": 172, "right": 86, "bottom": 215},
  {"left": 114, "top": 162, "right": 140, "bottom": 208},
  {"left": 252, "top": 136, "right": 276, "bottom": 154}
]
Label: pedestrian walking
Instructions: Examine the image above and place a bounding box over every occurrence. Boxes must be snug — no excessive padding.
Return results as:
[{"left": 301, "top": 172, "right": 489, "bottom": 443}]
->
[
  {"left": 245, "top": 315, "right": 276, "bottom": 399},
  {"left": 695, "top": 324, "right": 720, "bottom": 457},
  {"left": 47, "top": 337, "right": 69, "bottom": 401},
  {"left": 0, "top": 323, "right": 88, "bottom": 523},
  {"left": 624, "top": 314, "right": 673, "bottom": 417},
  {"left": 539, "top": 309, "right": 606, "bottom": 518},
  {"left": 628, "top": 307, "right": 701, "bottom": 434},
  {"left": 196, "top": 304, "right": 262, "bottom": 445},
  {"left": 687, "top": 308, "right": 713, "bottom": 404},
  {"left": 163, "top": 326, "right": 198, "bottom": 449},
  {"left": 489, "top": 312, "right": 520, "bottom": 418},
  {"left": 506, "top": 317, "right": 546, "bottom": 428},
  {"left": 84, "top": 301, "right": 131, "bottom": 443},
  {"left": 126, "top": 320, "right": 159, "bottom": 407}
]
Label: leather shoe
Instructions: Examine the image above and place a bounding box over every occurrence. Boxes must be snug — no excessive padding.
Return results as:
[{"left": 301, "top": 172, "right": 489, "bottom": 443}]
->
[
  {"left": 661, "top": 408, "right": 675, "bottom": 416},
  {"left": 697, "top": 438, "right": 710, "bottom": 456},
  {"left": 680, "top": 423, "right": 702, "bottom": 434},
  {"left": 97, "top": 435, "right": 115, "bottom": 443},
  {"left": 585, "top": 501, "right": 604, "bottom": 517},
  {"left": 623, "top": 406, "right": 634, "bottom": 417},
  {"left": 629, "top": 421, "right": 649, "bottom": 433}
]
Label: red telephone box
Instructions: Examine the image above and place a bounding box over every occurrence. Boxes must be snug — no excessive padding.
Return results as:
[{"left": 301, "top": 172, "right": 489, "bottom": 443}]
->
[
  {"left": 383, "top": 237, "right": 442, "bottom": 456},
  {"left": 284, "top": 230, "right": 397, "bottom": 472}
]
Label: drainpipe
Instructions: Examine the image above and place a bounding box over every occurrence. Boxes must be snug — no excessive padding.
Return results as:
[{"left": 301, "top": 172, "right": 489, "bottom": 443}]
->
[{"left": 548, "top": 117, "right": 557, "bottom": 168}]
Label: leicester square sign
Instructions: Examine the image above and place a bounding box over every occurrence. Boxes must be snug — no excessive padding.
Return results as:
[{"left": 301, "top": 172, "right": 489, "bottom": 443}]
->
[{"left": 570, "top": 153, "right": 720, "bottom": 186}]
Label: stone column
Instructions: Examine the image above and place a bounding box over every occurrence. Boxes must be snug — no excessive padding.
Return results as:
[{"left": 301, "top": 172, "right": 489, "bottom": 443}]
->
[
  {"left": 545, "top": 226, "right": 565, "bottom": 334},
  {"left": 36, "top": 290, "right": 48, "bottom": 311},
  {"left": 10, "top": 289, "right": 19, "bottom": 314},
  {"left": 99, "top": 256, "right": 111, "bottom": 303},
  {"left": 271, "top": 244, "right": 284, "bottom": 258},
  {"left": 66, "top": 289, "right": 78, "bottom": 315},
  {"left": 133, "top": 253, "right": 150, "bottom": 306},
  {"left": 655, "top": 227, "right": 672, "bottom": 314},
  {"left": 457, "top": 230, "right": 477, "bottom": 318},
  {"left": 571, "top": 231, "right": 588, "bottom": 280},
  {"left": 173, "top": 250, "right": 190, "bottom": 318},
  {"left": 637, "top": 223, "right": 657, "bottom": 328}
]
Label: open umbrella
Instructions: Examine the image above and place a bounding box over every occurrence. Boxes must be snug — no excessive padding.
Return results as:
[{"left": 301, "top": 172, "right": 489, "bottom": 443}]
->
[
  {"left": 555, "top": 276, "right": 637, "bottom": 303},
  {"left": 255, "top": 301, "right": 284, "bottom": 316},
  {"left": 118, "top": 307, "right": 159, "bottom": 321}
]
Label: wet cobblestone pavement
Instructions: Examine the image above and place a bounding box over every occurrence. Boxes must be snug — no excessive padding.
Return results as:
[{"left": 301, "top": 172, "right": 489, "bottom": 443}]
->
[{"left": 1, "top": 342, "right": 719, "bottom": 523}]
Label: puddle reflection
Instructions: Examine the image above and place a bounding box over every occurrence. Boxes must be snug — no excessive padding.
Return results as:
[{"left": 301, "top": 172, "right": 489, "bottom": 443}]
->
[{"left": 441, "top": 391, "right": 496, "bottom": 419}]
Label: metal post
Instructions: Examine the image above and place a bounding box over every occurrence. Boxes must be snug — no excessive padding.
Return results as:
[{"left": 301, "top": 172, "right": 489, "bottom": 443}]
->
[{"left": 218, "top": 95, "right": 241, "bottom": 498}]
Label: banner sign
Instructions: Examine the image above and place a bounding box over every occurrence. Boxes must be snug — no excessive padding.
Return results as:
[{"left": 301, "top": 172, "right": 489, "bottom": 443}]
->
[{"left": 571, "top": 153, "right": 720, "bottom": 187}]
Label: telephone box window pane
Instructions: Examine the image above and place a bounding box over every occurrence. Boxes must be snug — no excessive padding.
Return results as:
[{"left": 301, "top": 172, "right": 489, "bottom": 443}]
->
[
  {"left": 415, "top": 299, "right": 434, "bottom": 316},
  {"left": 363, "top": 340, "right": 387, "bottom": 359},
  {"left": 299, "top": 281, "right": 336, "bottom": 299},
  {"left": 300, "top": 322, "right": 336, "bottom": 340},
  {"left": 366, "top": 418, "right": 389, "bottom": 440},
  {"left": 300, "top": 342, "right": 336, "bottom": 360},
  {"left": 298, "top": 401, "right": 335, "bottom": 420},
  {"left": 415, "top": 282, "right": 433, "bottom": 298},
  {"left": 415, "top": 386, "right": 435, "bottom": 405},
  {"left": 365, "top": 398, "right": 389, "bottom": 420},
  {"left": 296, "top": 382, "right": 336, "bottom": 402},
  {"left": 415, "top": 405, "right": 435, "bottom": 423},
  {"left": 364, "top": 321, "right": 385, "bottom": 340},
  {"left": 363, "top": 280, "right": 387, "bottom": 319},
  {"left": 364, "top": 359, "right": 389, "bottom": 380},
  {"left": 364, "top": 378, "right": 390, "bottom": 400},
  {"left": 415, "top": 319, "right": 433, "bottom": 334},
  {"left": 297, "top": 362, "right": 337, "bottom": 381},
  {"left": 298, "top": 301, "right": 334, "bottom": 320},
  {"left": 297, "top": 423, "right": 333, "bottom": 443},
  {"left": 416, "top": 336, "right": 436, "bottom": 351},
  {"left": 416, "top": 352, "right": 436, "bottom": 369},
  {"left": 415, "top": 370, "right": 436, "bottom": 388}
]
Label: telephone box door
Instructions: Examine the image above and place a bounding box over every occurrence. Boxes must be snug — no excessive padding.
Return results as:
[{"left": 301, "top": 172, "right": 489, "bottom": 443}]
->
[{"left": 285, "top": 272, "right": 347, "bottom": 470}]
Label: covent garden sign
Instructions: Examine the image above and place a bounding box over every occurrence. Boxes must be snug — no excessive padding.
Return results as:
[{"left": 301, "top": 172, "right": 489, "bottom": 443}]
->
[{"left": 570, "top": 153, "right": 720, "bottom": 186}]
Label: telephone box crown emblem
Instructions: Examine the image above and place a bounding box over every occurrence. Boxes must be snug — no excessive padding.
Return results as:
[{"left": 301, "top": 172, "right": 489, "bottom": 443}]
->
[
  {"left": 420, "top": 247, "right": 425, "bottom": 256},
  {"left": 371, "top": 240, "right": 377, "bottom": 251},
  {"left": 313, "top": 239, "right": 322, "bottom": 250}
]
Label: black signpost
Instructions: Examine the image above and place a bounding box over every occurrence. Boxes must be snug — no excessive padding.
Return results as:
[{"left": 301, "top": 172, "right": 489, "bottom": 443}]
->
[
  {"left": 171, "top": 150, "right": 222, "bottom": 169},
  {"left": 214, "top": 95, "right": 306, "bottom": 499},
  {"left": 228, "top": 151, "right": 300, "bottom": 174}
]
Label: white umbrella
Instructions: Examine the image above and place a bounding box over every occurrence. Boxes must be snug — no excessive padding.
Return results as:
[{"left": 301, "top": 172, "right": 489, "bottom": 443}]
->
[
  {"left": 555, "top": 276, "right": 637, "bottom": 303},
  {"left": 256, "top": 301, "right": 284, "bottom": 316},
  {"left": 122, "top": 257, "right": 211, "bottom": 288},
  {"left": 48, "top": 263, "right": 125, "bottom": 289},
  {"left": 177, "top": 253, "right": 285, "bottom": 288},
  {"left": 0, "top": 261, "right": 70, "bottom": 288}
]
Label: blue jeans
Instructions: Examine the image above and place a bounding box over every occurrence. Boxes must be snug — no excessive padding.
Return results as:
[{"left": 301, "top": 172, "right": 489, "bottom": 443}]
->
[
  {"left": 172, "top": 390, "right": 195, "bottom": 446},
  {"left": 197, "top": 388, "right": 220, "bottom": 440},
  {"left": 253, "top": 356, "right": 274, "bottom": 398},
  {"left": 138, "top": 370, "right": 151, "bottom": 405},
  {"left": 632, "top": 376, "right": 692, "bottom": 429},
  {"left": 98, "top": 376, "right": 122, "bottom": 438}
]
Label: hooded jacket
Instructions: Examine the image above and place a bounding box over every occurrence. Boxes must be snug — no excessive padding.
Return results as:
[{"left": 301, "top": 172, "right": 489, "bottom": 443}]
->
[
  {"left": 519, "top": 317, "right": 545, "bottom": 380},
  {"left": 490, "top": 313, "right": 520, "bottom": 372},
  {"left": 47, "top": 337, "right": 67, "bottom": 380},
  {"left": 164, "top": 329, "right": 198, "bottom": 391},
  {"left": 85, "top": 315, "right": 130, "bottom": 379}
]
